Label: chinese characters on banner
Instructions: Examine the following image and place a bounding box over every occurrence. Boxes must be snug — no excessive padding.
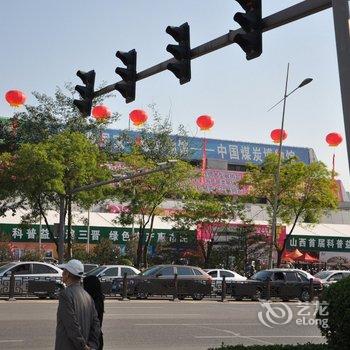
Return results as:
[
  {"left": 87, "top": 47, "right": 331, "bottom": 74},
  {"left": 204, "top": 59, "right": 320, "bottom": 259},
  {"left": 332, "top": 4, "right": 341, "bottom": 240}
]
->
[{"left": 286, "top": 235, "right": 350, "bottom": 252}]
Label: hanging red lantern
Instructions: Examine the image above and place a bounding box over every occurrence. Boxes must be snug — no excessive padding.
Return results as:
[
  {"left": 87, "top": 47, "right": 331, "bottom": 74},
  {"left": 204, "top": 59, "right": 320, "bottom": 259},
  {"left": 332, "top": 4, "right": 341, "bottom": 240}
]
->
[
  {"left": 326, "top": 132, "right": 343, "bottom": 147},
  {"left": 5, "top": 90, "right": 26, "bottom": 107},
  {"left": 196, "top": 115, "right": 214, "bottom": 131},
  {"left": 270, "top": 129, "right": 287, "bottom": 144},
  {"left": 92, "top": 105, "right": 111, "bottom": 121},
  {"left": 129, "top": 109, "right": 148, "bottom": 126}
]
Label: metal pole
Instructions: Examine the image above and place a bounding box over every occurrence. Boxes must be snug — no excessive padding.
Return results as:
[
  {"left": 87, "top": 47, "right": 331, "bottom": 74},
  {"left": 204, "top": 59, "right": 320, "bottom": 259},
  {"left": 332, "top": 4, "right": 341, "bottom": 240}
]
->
[
  {"left": 268, "top": 63, "right": 290, "bottom": 269},
  {"left": 58, "top": 195, "right": 65, "bottom": 264},
  {"left": 332, "top": 0, "right": 350, "bottom": 177},
  {"left": 87, "top": 208, "right": 90, "bottom": 254},
  {"left": 38, "top": 215, "right": 42, "bottom": 257}
]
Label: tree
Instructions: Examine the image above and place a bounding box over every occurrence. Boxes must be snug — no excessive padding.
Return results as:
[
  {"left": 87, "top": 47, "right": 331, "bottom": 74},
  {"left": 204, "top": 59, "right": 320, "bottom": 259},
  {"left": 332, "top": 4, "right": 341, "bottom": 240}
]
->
[
  {"left": 239, "top": 154, "right": 338, "bottom": 266},
  {"left": 111, "top": 109, "right": 196, "bottom": 268},
  {"left": 0, "top": 131, "right": 112, "bottom": 257},
  {"left": 0, "top": 232, "right": 12, "bottom": 262},
  {"left": 92, "top": 238, "right": 119, "bottom": 265},
  {"left": 168, "top": 193, "right": 246, "bottom": 268}
]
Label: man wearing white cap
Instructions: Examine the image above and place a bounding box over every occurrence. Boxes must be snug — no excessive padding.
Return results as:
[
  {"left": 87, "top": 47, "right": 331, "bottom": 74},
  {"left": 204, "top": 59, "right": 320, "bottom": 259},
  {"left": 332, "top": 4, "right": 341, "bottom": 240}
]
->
[{"left": 55, "top": 259, "right": 100, "bottom": 350}]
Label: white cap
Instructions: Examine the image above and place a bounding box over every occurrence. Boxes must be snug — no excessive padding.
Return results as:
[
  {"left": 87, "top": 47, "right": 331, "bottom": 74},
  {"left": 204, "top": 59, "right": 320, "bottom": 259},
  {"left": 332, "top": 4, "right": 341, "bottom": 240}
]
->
[{"left": 59, "top": 259, "right": 84, "bottom": 277}]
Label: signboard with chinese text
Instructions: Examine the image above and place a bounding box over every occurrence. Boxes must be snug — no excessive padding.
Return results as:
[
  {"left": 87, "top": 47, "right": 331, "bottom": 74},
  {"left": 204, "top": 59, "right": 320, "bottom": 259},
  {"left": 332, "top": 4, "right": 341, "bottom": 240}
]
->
[
  {"left": 286, "top": 235, "right": 350, "bottom": 252},
  {"left": 104, "top": 129, "right": 311, "bottom": 165},
  {"left": 0, "top": 223, "right": 195, "bottom": 246}
]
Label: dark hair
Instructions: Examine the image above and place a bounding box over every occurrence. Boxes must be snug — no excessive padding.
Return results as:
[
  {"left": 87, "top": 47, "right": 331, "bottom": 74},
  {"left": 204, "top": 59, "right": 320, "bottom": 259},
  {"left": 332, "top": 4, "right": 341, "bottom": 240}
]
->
[{"left": 83, "top": 275, "right": 104, "bottom": 300}]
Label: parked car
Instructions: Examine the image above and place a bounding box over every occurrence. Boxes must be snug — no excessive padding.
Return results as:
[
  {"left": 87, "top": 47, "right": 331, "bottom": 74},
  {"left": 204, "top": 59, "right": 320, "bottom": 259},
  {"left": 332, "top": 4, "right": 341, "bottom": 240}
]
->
[
  {"left": 204, "top": 268, "right": 247, "bottom": 294},
  {"left": 0, "top": 261, "right": 63, "bottom": 298},
  {"left": 85, "top": 265, "right": 140, "bottom": 281},
  {"left": 83, "top": 263, "right": 99, "bottom": 274},
  {"left": 117, "top": 264, "right": 212, "bottom": 300},
  {"left": 314, "top": 270, "right": 350, "bottom": 287},
  {"left": 230, "top": 268, "right": 322, "bottom": 302}
]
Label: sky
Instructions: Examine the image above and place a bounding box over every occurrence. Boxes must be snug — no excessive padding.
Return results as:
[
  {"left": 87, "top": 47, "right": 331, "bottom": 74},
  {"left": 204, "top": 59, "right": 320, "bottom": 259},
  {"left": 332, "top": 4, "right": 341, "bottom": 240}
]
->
[{"left": 1, "top": 1, "right": 349, "bottom": 189}]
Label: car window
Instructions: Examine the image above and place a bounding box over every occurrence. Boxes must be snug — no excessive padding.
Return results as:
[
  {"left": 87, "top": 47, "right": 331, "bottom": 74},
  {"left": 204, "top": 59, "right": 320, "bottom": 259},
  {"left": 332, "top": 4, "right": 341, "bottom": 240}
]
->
[
  {"left": 251, "top": 271, "right": 271, "bottom": 281},
  {"left": 193, "top": 268, "right": 204, "bottom": 276},
  {"left": 297, "top": 272, "right": 308, "bottom": 282},
  {"left": 285, "top": 271, "right": 298, "bottom": 282},
  {"left": 0, "top": 263, "right": 16, "bottom": 274},
  {"left": 273, "top": 272, "right": 285, "bottom": 281},
  {"left": 177, "top": 266, "right": 194, "bottom": 276},
  {"left": 207, "top": 271, "right": 218, "bottom": 278},
  {"left": 141, "top": 266, "right": 162, "bottom": 276},
  {"left": 104, "top": 268, "right": 119, "bottom": 277},
  {"left": 11, "top": 263, "right": 31, "bottom": 275},
  {"left": 86, "top": 266, "right": 105, "bottom": 276},
  {"left": 315, "top": 271, "right": 333, "bottom": 280},
  {"left": 160, "top": 267, "right": 175, "bottom": 276},
  {"left": 121, "top": 267, "right": 137, "bottom": 276},
  {"left": 32, "top": 264, "right": 58, "bottom": 274},
  {"left": 329, "top": 273, "right": 343, "bottom": 281},
  {"left": 221, "top": 271, "right": 235, "bottom": 278}
]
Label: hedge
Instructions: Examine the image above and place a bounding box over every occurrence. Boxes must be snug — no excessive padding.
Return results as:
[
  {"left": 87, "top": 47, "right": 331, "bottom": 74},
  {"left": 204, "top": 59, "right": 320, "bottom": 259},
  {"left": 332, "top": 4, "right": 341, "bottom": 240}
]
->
[{"left": 208, "top": 344, "right": 328, "bottom": 350}]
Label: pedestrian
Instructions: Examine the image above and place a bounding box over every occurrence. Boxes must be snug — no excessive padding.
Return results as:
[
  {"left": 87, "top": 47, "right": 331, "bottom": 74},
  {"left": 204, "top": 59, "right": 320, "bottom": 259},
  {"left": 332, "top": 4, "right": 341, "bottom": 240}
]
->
[
  {"left": 83, "top": 275, "right": 105, "bottom": 350},
  {"left": 55, "top": 259, "right": 100, "bottom": 350}
]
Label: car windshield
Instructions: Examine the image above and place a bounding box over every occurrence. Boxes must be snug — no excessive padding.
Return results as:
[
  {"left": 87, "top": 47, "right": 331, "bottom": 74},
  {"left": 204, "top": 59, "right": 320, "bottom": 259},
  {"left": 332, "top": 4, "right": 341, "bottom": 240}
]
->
[
  {"left": 0, "top": 262, "right": 16, "bottom": 274},
  {"left": 85, "top": 266, "right": 105, "bottom": 276},
  {"left": 141, "top": 266, "right": 162, "bottom": 276},
  {"left": 250, "top": 271, "right": 270, "bottom": 281},
  {"left": 315, "top": 271, "right": 333, "bottom": 280}
]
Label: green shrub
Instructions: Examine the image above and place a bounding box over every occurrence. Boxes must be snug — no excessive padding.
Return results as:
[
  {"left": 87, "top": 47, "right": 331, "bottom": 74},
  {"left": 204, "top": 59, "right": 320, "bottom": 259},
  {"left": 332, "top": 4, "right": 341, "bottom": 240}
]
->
[
  {"left": 316, "top": 276, "right": 350, "bottom": 349},
  {"left": 208, "top": 343, "right": 327, "bottom": 350},
  {"left": 117, "top": 257, "right": 133, "bottom": 266}
]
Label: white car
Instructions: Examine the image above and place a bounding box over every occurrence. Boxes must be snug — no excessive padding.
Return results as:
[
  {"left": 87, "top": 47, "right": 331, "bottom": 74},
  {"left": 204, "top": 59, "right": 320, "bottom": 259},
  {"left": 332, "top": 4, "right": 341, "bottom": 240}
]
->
[
  {"left": 0, "top": 261, "right": 63, "bottom": 298},
  {"left": 314, "top": 270, "right": 350, "bottom": 286},
  {"left": 205, "top": 268, "right": 247, "bottom": 293},
  {"left": 85, "top": 265, "right": 140, "bottom": 281}
]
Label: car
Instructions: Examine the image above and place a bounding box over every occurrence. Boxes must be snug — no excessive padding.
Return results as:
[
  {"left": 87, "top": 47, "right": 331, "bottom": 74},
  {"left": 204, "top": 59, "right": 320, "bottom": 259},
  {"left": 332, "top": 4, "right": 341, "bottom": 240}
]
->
[
  {"left": 204, "top": 268, "right": 247, "bottom": 294},
  {"left": 314, "top": 270, "right": 350, "bottom": 287},
  {"left": 0, "top": 261, "right": 63, "bottom": 298},
  {"left": 85, "top": 265, "right": 140, "bottom": 281},
  {"left": 118, "top": 264, "right": 212, "bottom": 300},
  {"left": 230, "top": 268, "right": 322, "bottom": 302},
  {"left": 83, "top": 263, "right": 99, "bottom": 274}
]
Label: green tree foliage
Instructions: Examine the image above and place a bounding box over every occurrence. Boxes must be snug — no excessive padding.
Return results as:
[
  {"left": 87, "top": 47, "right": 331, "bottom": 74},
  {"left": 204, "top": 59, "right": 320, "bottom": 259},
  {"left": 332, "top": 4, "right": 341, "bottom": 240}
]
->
[
  {"left": 168, "top": 193, "right": 246, "bottom": 268},
  {"left": 239, "top": 154, "right": 338, "bottom": 266},
  {"left": 0, "top": 232, "right": 12, "bottom": 262},
  {"left": 20, "top": 250, "right": 41, "bottom": 261},
  {"left": 0, "top": 131, "right": 112, "bottom": 255},
  {"left": 92, "top": 238, "right": 119, "bottom": 265}
]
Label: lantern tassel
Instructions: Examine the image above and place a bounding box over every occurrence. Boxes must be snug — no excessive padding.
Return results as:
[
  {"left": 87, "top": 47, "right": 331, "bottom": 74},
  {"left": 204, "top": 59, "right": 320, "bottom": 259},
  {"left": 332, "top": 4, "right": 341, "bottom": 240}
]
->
[{"left": 201, "top": 137, "right": 207, "bottom": 184}]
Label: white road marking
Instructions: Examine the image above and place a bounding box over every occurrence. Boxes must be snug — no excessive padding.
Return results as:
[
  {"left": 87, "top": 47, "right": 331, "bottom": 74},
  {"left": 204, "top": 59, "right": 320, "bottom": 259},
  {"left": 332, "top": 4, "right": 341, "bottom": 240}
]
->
[
  {"left": 106, "top": 306, "right": 164, "bottom": 309},
  {"left": 106, "top": 313, "right": 202, "bottom": 316},
  {"left": 134, "top": 323, "right": 260, "bottom": 326},
  {"left": 0, "top": 340, "right": 24, "bottom": 343}
]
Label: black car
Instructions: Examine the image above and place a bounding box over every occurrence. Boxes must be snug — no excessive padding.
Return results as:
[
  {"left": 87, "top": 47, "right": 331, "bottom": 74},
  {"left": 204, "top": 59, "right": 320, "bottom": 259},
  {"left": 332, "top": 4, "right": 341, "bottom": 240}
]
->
[
  {"left": 114, "top": 264, "right": 212, "bottom": 300},
  {"left": 229, "top": 269, "right": 322, "bottom": 302}
]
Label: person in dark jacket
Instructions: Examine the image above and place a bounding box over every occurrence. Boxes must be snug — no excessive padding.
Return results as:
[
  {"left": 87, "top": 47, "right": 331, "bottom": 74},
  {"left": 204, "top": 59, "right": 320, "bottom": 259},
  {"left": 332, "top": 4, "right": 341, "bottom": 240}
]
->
[
  {"left": 83, "top": 275, "right": 105, "bottom": 350},
  {"left": 55, "top": 259, "right": 100, "bottom": 350}
]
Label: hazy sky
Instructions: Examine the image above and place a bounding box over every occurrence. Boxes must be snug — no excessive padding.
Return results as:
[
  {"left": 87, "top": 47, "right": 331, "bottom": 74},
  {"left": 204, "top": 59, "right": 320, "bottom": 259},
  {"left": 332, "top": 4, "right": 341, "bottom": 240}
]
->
[{"left": 1, "top": 1, "right": 348, "bottom": 188}]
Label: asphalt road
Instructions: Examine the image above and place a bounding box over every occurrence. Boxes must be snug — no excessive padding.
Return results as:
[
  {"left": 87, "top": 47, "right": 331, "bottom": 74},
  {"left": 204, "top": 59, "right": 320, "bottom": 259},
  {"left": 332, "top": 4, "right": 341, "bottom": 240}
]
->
[{"left": 0, "top": 298, "right": 325, "bottom": 350}]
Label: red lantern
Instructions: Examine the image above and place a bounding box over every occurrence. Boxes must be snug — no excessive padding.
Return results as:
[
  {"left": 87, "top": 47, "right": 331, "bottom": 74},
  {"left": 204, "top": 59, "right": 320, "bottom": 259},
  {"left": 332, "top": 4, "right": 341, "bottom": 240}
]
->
[
  {"left": 129, "top": 109, "right": 148, "bottom": 126},
  {"left": 270, "top": 129, "right": 287, "bottom": 144},
  {"left": 92, "top": 105, "right": 111, "bottom": 121},
  {"left": 5, "top": 90, "right": 26, "bottom": 107},
  {"left": 196, "top": 115, "right": 214, "bottom": 131},
  {"left": 326, "top": 132, "right": 342, "bottom": 147}
]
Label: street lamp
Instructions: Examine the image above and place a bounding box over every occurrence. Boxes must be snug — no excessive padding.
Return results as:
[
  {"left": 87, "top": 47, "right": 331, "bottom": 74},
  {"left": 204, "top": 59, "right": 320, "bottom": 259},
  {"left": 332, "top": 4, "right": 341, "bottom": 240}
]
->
[{"left": 267, "top": 63, "right": 313, "bottom": 269}]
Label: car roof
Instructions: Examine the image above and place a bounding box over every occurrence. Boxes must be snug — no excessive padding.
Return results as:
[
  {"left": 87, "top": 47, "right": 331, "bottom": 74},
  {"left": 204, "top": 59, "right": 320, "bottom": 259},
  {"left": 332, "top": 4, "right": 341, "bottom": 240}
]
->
[
  {"left": 151, "top": 264, "right": 203, "bottom": 270},
  {"left": 318, "top": 270, "right": 350, "bottom": 273}
]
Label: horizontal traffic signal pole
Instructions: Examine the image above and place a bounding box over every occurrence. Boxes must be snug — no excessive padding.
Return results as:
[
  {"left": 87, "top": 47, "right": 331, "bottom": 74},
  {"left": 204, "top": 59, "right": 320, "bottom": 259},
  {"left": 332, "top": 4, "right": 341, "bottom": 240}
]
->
[
  {"left": 94, "top": 0, "right": 331, "bottom": 98},
  {"left": 70, "top": 162, "right": 175, "bottom": 194}
]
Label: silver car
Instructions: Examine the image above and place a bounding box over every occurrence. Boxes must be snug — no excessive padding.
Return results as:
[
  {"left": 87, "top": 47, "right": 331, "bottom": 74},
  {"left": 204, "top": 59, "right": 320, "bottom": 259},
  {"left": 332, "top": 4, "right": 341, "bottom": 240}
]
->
[{"left": 0, "top": 261, "right": 63, "bottom": 298}]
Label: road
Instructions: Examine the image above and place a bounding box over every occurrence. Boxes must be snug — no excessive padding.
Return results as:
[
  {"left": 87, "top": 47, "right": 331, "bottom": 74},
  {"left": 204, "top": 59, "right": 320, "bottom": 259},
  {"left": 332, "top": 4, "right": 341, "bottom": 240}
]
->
[{"left": 0, "top": 298, "right": 325, "bottom": 350}]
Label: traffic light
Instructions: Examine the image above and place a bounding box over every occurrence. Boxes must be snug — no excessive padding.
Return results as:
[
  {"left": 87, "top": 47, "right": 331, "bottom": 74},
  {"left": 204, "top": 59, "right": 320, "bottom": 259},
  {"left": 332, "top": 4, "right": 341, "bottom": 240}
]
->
[
  {"left": 115, "top": 49, "right": 137, "bottom": 103},
  {"left": 73, "top": 70, "right": 96, "bottom": 116},
  {"left": 166, "top": 22, "right": 191, "bottom": 85},
  {"left": 234, "top": 0, "right": 262, "bottom": 60}
]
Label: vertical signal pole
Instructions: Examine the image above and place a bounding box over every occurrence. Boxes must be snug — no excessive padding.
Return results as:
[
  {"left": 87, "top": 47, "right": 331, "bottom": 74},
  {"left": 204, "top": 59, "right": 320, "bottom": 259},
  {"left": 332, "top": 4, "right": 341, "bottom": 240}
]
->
[{"left": 332, "top": 0, "right": 350, "bottom": 176}]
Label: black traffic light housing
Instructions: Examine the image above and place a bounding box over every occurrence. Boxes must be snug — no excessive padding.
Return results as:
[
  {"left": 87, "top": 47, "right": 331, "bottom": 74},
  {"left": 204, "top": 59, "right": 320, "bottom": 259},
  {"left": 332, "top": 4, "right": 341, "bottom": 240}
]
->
[
  {"left": 166, "top": 22, "right": 191, "bottom": 85},
  {"left": 73, "top": 70, "right": 96, "bottom": 116},
  {"left": 234, "top": 0, "right": 262, "bottom": 60},
  {"left": 115, "top": 49, "right": 137, "bottom": 103}
]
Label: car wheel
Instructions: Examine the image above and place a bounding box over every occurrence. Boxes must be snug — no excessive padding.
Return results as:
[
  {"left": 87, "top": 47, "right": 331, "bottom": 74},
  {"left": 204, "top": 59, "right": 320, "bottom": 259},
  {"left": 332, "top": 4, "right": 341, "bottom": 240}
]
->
[
  {"left": 235, "top": 297, "right": 243, "bottom": 301},
  {"left": 178, "top": 295, "right": 186, "bottom": 300},
  {"left": 251, "top": 288, "right": 262, "bottom": 301},
  {"left": 38, "top": 295, "right": 48, "bottom": 300},
  {"left": 299, "top": 289, "right": 310, "bottom": 302},
  {"left": 282, "top": 298, "right": 290, "bottom": 302},
  {"left": 192, "top": 293, "right": 204, "bottom": 301}
]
